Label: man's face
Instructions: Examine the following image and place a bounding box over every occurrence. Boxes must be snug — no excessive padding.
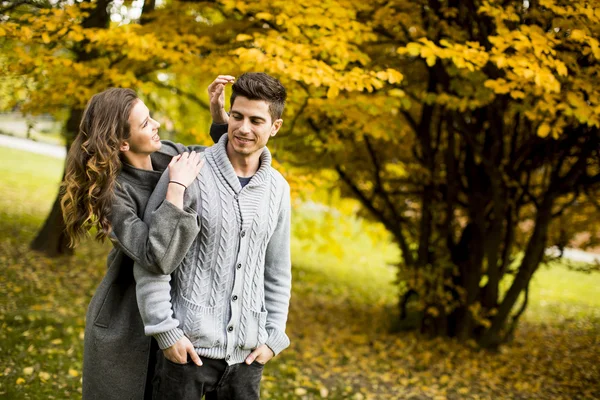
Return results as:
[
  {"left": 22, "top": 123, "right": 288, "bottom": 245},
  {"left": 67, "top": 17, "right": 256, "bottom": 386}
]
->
[{"left": 227, "top": 96, "right": 282, "bottom": 158}]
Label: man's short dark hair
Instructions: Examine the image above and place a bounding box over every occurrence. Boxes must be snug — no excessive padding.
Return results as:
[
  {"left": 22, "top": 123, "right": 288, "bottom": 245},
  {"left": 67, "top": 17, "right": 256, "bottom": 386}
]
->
[{"left": 231, "top": 72, "right": 287, "bottom": 121}]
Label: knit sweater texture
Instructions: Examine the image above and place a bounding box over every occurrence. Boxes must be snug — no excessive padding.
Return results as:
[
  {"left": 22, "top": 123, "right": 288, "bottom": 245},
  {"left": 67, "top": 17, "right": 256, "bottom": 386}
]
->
[{"left": 134, "top": 134, "right": 292, "bottom": 365}]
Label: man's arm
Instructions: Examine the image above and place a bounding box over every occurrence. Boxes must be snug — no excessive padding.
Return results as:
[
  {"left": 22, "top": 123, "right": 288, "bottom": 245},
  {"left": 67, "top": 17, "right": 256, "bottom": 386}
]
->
[
  {"left": 207, "top": 74, "right": 233, "bottom": 143},
  {"left": 262, "top": 183, "right": 292, "bottom": 356},
  {"left": 208, "top": 74, "right": 234, "bottom": 124}
]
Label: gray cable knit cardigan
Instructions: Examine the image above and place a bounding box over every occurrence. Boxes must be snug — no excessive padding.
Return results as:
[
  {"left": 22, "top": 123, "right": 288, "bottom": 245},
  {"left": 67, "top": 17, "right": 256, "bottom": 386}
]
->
[{"left": 134, "top": 134, "right": 292, "bottom": 364}]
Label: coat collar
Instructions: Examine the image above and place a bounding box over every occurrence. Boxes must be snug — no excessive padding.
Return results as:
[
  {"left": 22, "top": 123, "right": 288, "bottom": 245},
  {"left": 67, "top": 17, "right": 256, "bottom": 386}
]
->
[{"left": 118, "top": 159, "right": 163, "bottom": 189}]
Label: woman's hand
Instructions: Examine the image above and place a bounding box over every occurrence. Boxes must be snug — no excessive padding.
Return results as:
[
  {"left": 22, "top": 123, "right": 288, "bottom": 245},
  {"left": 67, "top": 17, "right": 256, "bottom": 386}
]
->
[
  {"left": 168, "top": 151, "right": 204, "bottom": 188},
  {"left": 166, "top": 152, "right": 204, "bottom": 209}
]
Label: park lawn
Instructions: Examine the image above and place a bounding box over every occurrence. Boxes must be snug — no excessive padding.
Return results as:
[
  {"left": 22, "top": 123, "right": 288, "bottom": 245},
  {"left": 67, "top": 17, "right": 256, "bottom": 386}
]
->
[{"left": 0, "top": 145, "right": 598, "bottom": 399}]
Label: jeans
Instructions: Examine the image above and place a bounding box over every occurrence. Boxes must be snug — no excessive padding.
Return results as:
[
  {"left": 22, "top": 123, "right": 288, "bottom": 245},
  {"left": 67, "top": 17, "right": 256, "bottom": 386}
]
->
[{"left": 152, "top": 351, "right": 264, "bottom": 400}]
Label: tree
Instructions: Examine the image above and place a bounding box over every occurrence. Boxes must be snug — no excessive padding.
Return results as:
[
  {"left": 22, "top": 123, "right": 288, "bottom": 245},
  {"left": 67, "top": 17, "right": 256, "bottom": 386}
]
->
[{"left": 212, "top": 0, "right": 600, "bottom": 347}]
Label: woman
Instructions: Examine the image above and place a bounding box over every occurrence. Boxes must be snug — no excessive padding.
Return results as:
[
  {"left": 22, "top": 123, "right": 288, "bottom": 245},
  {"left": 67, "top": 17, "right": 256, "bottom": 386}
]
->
[{"left": 61, "top": 87, "right": 226, "bottom": 399}]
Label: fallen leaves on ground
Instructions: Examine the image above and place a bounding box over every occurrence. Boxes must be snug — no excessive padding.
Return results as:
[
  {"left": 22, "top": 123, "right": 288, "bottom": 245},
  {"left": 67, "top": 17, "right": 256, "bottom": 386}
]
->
[{"left": 1, "top": 215, "right": 598, "bottom": 399}]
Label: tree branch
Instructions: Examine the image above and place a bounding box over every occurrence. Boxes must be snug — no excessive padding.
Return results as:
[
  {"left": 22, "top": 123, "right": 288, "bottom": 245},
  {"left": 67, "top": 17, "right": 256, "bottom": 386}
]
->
[{"left": 149, "top": 80, "right": 210, "bottom": 110}]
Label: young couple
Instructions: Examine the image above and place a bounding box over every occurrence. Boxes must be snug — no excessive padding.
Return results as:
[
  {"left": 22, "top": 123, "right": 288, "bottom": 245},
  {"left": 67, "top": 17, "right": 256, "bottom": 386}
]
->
[{"left": 62, "top": 73, "right": 291, "bottom": 399}]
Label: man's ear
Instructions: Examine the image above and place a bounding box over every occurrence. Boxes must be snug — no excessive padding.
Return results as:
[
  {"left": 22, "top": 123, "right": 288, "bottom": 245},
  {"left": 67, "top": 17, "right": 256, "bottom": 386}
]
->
[
  {"left": 120, "top": 141, "right": 130, "bottom": 152},
  {"left": 270, "top": 119, "right": 283, "bottom": 137}
]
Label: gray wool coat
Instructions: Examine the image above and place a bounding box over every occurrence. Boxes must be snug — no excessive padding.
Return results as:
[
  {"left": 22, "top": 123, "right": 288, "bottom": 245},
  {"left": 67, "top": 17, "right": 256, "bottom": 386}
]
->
[{"left": 82, "top": 128, "right": 226, "bottom": 400}]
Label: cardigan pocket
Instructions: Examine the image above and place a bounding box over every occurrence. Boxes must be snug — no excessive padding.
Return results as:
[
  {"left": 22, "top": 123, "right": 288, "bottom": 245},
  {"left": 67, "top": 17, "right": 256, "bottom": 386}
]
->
[
  {"left": 179, "top": 296, "right": 220, "bottom": 348},
  {"left": 241, "top": 310, "right": 268, "bottom": 350}
]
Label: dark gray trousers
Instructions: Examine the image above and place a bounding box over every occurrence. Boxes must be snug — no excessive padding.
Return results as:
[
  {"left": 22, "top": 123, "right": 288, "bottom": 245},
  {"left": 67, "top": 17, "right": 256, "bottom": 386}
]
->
[{"left": 152, "top": 351, "right": 264, "bottom": 400}]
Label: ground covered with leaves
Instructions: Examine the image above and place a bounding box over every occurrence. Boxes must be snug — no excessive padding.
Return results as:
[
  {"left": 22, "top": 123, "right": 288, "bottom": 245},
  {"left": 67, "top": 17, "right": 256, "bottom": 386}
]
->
[{"left": 1, "top": 147, "right": 599, "bottom": 399}]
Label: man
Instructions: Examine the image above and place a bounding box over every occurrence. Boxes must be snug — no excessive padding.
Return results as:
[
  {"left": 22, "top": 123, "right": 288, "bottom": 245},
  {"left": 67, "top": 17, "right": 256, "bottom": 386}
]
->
[{"left": 134, "top": 72, "right": 292, "bottom": 399}]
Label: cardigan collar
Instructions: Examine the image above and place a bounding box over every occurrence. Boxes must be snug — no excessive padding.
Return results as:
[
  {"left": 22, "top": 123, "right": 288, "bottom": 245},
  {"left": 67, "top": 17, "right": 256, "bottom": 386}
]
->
[{"left": 206, "top": 134, "right": 272, "bottom": 193}]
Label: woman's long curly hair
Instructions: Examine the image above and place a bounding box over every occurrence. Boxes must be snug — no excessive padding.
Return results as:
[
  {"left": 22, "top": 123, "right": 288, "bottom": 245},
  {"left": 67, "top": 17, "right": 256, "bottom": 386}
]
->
[{"left": 61, "top": 88, "right": 139, "bottom": 247}]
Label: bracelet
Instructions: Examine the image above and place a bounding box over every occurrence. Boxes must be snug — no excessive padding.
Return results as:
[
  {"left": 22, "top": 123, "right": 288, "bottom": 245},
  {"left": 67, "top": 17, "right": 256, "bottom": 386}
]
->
[{"left": 168, "top": 180, "right": 187, "bottom": 189}]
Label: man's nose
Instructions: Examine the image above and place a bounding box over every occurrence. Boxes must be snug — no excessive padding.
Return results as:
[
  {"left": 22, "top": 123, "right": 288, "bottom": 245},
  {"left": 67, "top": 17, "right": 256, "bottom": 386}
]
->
[{"left": 239, "top": 119, "right": 251, "bottom": 133}]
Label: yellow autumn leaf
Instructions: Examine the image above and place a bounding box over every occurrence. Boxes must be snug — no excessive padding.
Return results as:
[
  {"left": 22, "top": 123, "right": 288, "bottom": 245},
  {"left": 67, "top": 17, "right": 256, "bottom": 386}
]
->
[
  {"left": 537, "top": 123, "right": 551, "bottom": 138},
  {"left": 16, "top": 377, "right": 25, "bottom": 385},
  {"left": 387, "top": 69, "right": 404, "bottom": 84},
  {"left": 295, "top": 387, "right": 308, "bottom": 395},
  {"left": 327, "top": 86, "right": 340, "bottom": 99},
  {"left": 68, "top": 369, "right": 79, "bottom": 377},
  {"left": 236, "top": 34, "right": 253, "bottom": 42},
  {"left": 376, "top": 71, "right": 388, "bottom": 81},
  {"left": 255, "top": 12, "right": 272, "bottom": 20},
  {"left": 41, "top": 32, "right": 50, "bottom": 43},
  {"left": 38, "top": 371, "right": 51, "bottom": 381},
  {"left": 319, "top": 386, "right": 329, "bottom": 397},
  {"left": 23, "top": 367, "right": 34, "bottom": 375},
  {"left": 389, "top": 89, "right": 405, "bottom": 97},
  {"left": 570, "top": 29, "right": 585, "bottom": 41}
]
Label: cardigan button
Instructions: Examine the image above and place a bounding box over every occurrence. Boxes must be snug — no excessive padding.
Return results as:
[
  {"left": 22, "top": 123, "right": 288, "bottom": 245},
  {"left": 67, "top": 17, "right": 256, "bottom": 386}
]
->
[
  {"left": 237, "top": 263, "right": 242, "bottom": 269},
  {"left": 232, "top": 295, "right": 238, "bottom": 301},
  {"left": 228, "top": 326, "right": 234, "bottom": 332},
  {"left": 240, "top": 231, "right": 246, "bottom": 237},
  {"left": 234, "top": 194, "right": 239, "bottom": 200}
]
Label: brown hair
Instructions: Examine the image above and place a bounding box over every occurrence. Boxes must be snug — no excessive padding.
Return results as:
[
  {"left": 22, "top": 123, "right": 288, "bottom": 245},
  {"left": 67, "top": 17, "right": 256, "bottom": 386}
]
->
[
  {"left": 231, "top": 72, "right": 287, "bottom": 121},
  {"left": 61, "top": 88, "right": 139, "bottom": 247}
]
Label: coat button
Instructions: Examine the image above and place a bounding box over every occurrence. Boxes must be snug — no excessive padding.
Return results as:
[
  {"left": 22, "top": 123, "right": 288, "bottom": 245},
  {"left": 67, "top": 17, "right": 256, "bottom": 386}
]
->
[
  {"left": 237, "top": 263, "right": 242, "bottom": 269},
  {"left": 232, "top": 295, "right": 238, "bottom": 301},
  {"left": 228, "top": 326, "right": 234, "bottom": 332},
  {"left": 226, "top": 355, "right": 231, "bottom": 361}
]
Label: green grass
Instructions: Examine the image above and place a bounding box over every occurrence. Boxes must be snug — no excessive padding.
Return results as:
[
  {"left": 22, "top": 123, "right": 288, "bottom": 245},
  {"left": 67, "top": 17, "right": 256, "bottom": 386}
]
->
[{"left": 0, "top": 145, "right": 598, "bottom": 399}]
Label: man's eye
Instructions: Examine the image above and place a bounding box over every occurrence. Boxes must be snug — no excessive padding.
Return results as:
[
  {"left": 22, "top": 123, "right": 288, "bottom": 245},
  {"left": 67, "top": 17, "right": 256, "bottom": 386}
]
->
[{"left": 233, "top": 115, "right": 243, "bottom": 120}]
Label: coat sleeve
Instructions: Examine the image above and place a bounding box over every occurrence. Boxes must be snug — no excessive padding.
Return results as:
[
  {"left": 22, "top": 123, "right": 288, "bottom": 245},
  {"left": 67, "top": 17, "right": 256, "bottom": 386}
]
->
[
  {"left": 263, "top": 182, "right": 292, "bottom": 356},
  {"left": 209, "top": 123, "right": 228, "bottom": 143},
  {"left": 110, "top": 177, "right": 200, "bottom": 275},
  {"left": 133, "top": 171, "right": 201, "bottom": 349}
]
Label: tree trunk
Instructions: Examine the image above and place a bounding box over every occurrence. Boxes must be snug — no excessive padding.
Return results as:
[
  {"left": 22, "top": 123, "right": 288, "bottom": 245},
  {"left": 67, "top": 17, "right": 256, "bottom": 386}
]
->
[
  {"left": 30, "top": 189, "right": 73, "bottom": 256},
  {"left": 30, "top": 108, "right": 82, "bottom": 256},
  {"left": 29, "top": 0, "right": 112, "bottom": 256}
]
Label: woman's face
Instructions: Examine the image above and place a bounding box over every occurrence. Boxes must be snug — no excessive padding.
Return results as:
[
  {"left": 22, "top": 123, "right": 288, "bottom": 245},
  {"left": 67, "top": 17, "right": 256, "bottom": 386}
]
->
[{"left": 123, "top": 99, "right": 162, "bottom": 155}]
